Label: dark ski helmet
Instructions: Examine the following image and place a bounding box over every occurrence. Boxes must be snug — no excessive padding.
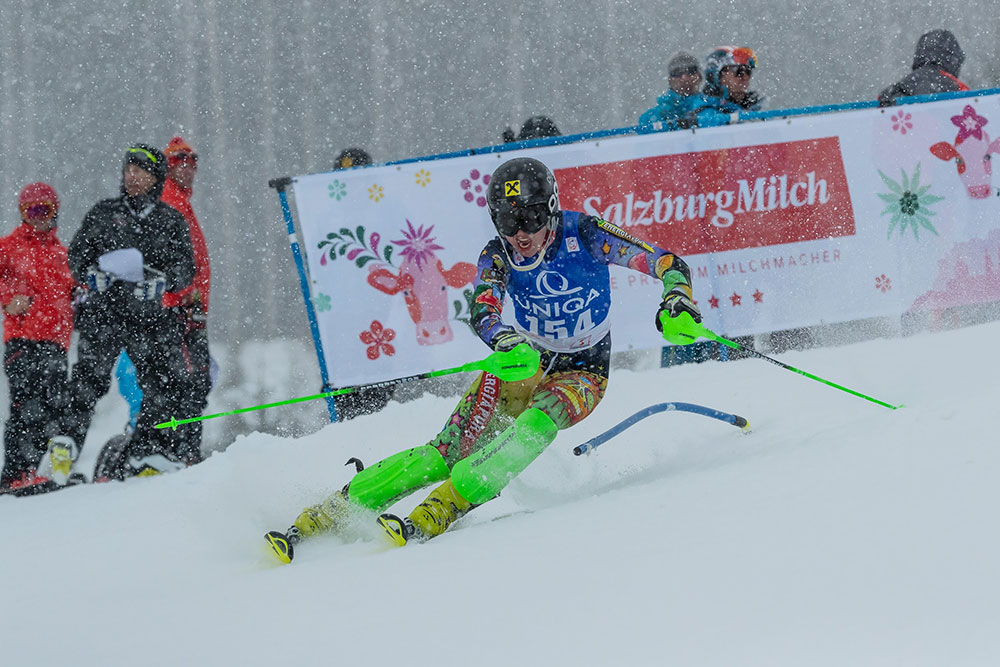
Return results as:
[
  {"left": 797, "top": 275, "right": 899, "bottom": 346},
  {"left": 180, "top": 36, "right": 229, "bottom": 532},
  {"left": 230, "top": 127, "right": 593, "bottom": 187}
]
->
[
  {"left": 334, "top": 147, "right": 372, "bottom": 170},
  {"left": 704, "top": 45, "right": 757, "bottom": 92},
  {"left": 486, "top": 157, "right": 560, "bottom": 236},
  {"left": 122, "top": 143, "right": 168, "bottom": 199}
]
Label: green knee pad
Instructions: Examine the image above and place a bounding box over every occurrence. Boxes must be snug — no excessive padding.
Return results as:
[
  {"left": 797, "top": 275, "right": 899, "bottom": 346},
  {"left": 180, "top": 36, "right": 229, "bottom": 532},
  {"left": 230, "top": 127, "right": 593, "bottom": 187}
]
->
[
  {"left": 451, "top": 408, "right": 558, "bottom": 505},
  {"left": 347, "top": 445, "right": 450, "bottom": 512}
]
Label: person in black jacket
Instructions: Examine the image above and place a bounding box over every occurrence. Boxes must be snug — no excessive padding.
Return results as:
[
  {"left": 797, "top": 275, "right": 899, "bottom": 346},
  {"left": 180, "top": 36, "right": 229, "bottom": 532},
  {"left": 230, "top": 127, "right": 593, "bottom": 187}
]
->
[
  {"left": 42, "top": 144, "right": 196, "bottom": 483},
  {"left": 878, "top": 29, "right": 968, "bottom": 105},
  {"left": 502, "top": 115, "right": 561, "bottom": 143}
]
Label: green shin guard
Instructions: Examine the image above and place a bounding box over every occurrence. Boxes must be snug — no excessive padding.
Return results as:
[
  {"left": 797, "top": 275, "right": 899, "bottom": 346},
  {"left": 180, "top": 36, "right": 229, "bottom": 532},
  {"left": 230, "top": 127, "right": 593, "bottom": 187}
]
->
[
  {"left": 347, "top": 445, "right": 450, "bottom": 512},
  {"left": 450, "top": 408, "right": 558, "bottom": 506}
]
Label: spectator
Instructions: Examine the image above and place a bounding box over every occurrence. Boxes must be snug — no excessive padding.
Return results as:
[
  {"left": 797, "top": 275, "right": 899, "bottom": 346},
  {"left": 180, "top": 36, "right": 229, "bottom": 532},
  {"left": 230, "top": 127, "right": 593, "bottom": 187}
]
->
[
  {"left": 878, "top": 29, "right": 968, "bottom": 105},
  {"left": 638, "top": 52, "right": 712, "bottom": 128},
  {"left": 502, "top": 115, "right": 561, "bottom": 143},
  {"left": 161, "top": 136, "right": 211, "bottom": 465},
  {"left": 0, "top": 183, "right": 77, "bottom": 494},
  {"left": 51, "top": 144, "right": 195, "bottom": 482},
  {"left": 330, "top": 147, "right": 393, "bottom": 421},
  {"left": 334, "top": 148, "right": 372, "bottom": 170},
  {"left": 703, "top": 46, "right": 764, "bottom": 112}
]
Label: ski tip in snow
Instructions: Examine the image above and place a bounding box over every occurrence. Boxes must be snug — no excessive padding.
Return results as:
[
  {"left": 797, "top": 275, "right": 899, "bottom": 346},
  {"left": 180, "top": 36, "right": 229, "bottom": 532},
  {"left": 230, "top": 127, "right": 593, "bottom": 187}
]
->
[
  {"left": 376, "top": 514, "right": 408, "bottom": 548},
  {"left": 265, "top": 531, "right": 294, "bottom": 564}
]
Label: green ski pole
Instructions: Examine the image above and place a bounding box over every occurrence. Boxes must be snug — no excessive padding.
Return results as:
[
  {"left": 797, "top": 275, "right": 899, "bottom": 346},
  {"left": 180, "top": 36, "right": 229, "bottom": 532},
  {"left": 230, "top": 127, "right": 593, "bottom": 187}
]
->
[
  {"left": 659, "top": 312, "right": 902, "bottom": 410},
  {"left": 156, "top": 343, "right": 540, "bottom": 430}
]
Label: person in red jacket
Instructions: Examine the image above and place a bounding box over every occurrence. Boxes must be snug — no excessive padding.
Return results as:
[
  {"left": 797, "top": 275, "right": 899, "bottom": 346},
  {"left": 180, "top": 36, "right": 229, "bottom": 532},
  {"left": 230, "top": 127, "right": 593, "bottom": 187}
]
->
[
  {"left": 0, "top": 183, "right": 77, "bottom": 494},
  {"left": 161, "top": 136, "right": 211, "bottom": 464}
]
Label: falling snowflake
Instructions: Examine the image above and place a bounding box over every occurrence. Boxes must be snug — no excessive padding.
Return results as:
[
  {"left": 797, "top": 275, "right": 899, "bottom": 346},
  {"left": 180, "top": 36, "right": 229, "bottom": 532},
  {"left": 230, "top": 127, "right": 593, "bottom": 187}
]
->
[
  {"left": 368, "top": 184, "right": 384, "bottom": 202},
  {"left": 415, "top": 169, "right": 431, "bottom": 187},
  {"left": 950, "top": 105, "right": 988, "bottom": 143},
  {"left": 328, "top": 179, "right": 346, "bottom": 200},
  {"left": 314, "top": 293, "right": 332, "bottom": 311},
  {"left": 875, "top": 274, "right": 892, "bottom": 293},
  {"left": 360, "top": 320, "right": 396, "bottom": 360},
  {"left": 876, "top": 163, "right": 944, "bottom": 239},
  {"left": 392, "top": 220, "right": 444, "bottom": 270},
  {"left": 460, "top": 168, "right": 491, "bottom": 207},
  {"left": 890, "top": 111, "right": 913, "bottom": 135}
]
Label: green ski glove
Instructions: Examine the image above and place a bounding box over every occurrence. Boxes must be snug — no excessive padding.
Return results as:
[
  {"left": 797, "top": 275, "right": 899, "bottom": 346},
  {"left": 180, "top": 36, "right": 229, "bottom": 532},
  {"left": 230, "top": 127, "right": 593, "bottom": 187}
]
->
[{"left": 657, "top": 292, "right": 705, "bottom": 346}]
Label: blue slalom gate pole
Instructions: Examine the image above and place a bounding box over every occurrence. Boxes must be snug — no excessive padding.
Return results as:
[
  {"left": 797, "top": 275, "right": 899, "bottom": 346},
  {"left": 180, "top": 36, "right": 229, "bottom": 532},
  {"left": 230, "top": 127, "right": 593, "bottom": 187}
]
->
[
  {"left": 269, "top": 177, "right": 339, "bottom": 423},
  {"left": 573, "top": 402, "right": 750, "bottom": 456}
]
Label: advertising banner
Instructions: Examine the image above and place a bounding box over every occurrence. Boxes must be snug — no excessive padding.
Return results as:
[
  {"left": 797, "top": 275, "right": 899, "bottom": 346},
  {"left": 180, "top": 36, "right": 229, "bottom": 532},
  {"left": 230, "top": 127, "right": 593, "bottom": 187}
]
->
[{"left": 292, "top": 94, "right": 1000, "bottom": 386}]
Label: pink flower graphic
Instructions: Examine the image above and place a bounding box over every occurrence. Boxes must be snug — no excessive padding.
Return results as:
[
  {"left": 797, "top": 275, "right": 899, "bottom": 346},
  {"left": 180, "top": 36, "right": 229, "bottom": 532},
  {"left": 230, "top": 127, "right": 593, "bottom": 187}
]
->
[
  {"left": 460, "top": 169, "right": 491, "bottom": 207},
  {"left": 950, "top": 105, "right": 988, "bottom": 144},
  {"left": 360, "top": 320, "right": 396, "bottom": 360},
  {"left": 891, "top": 111, "right": 913, "bottom": 135},
  {"left": 875, "top": 274, "right": 892, "bottom": 293},
  {"left": 392, "top": 220, "right": 444, "bottom": 271}
]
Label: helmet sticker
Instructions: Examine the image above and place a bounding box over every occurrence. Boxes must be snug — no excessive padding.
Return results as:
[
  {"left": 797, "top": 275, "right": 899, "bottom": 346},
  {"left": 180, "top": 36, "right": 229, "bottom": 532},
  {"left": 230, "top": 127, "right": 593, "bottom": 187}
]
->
[{"left": 505, "top": 180, "right": 521, "bottom": 197}]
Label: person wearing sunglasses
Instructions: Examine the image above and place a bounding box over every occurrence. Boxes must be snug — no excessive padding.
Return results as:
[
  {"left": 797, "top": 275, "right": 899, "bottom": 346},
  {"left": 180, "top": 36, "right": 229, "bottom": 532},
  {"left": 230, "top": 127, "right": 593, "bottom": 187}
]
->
[
  {"left": 0, "top": 183, "right": 77, "bottom": 494},
  {"left": 48, "top": 144, "right": 196, "bottom": 484},
  {"left": 703, "top": 45, "right": 764, "bottom": 112},
  {"left": 638, "top": 51, "right": 714, "bottom": 129},
  {"left": 159, "top": 136, "right": 212, "bottom": 466},
  {"left": 265, "top": 157, "right": 699, "bottom": 561}
]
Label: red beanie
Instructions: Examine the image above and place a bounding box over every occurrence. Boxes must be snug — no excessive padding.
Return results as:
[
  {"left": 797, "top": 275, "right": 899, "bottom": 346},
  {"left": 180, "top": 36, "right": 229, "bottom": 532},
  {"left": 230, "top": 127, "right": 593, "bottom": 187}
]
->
[
  {"left": 19, "top": 182, "right": 59, "bottom": 213},
  {"left": 164, "top": 136, "right": 196, "bottom": 161}
]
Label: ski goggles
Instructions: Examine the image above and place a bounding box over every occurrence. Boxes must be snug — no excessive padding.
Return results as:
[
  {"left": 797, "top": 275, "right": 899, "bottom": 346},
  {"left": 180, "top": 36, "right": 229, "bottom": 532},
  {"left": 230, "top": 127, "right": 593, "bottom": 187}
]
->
[
  {"left": 723, "top": 65, "right": 753, "bottom": 78},
  {"left": 669, "top": 66, "right": 699, "bottom": 78},
  {"left": 127, "top": 147, "right": 159, "bottom": 163},
  {"left": 168, "top": 152, "right": 198, "bottom": 165},
  {"left": 492, "top": 203, "right": 551, "bottom": 236},
  {"left": 20, "top": 202, "right": 56, "bottom": 221}
]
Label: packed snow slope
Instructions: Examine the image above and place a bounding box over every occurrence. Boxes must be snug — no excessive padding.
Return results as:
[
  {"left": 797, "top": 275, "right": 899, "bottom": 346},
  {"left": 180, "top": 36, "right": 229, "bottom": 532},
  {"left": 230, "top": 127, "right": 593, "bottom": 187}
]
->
[{"left": 2, "top": 322, "right": 998, "bottom": 666}]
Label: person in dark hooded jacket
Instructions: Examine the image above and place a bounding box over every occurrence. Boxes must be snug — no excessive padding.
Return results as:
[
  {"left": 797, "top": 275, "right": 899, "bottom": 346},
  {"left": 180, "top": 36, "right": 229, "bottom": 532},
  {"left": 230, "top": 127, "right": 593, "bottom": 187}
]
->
[
  {"left": 502, "top": 115, "right": 561, "bottom": 143},
  {"left": 878, "top": 29, "right": 968, "bottom": 105},
  {"left": 42, "top": 144, "right": 196, "bottom": 484}
]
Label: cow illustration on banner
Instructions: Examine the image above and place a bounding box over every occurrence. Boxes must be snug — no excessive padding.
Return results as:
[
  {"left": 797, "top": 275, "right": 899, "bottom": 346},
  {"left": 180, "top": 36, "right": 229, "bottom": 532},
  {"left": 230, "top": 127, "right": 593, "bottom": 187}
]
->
[
  {"left": 366, "top": 221, "right": 475, "bottom": 346},
  {"left": 316, "top": 220, "right": 476, "bottom": 348},
  {"left": 930, "top": 104, "right": 1000, "bottom": 199}
]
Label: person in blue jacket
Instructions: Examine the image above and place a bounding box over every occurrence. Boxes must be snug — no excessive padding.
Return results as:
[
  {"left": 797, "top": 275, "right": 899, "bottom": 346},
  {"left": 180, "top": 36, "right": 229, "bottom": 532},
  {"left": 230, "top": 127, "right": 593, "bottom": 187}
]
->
[
  {"left": 702, "top": 45, "right": 764, "bottom": 113},
  {"left": 638, "top": 52, "right": 713, "bottom": 129},
  {"left": 266, "top": 157, "right": 700, "bottom": 562}
]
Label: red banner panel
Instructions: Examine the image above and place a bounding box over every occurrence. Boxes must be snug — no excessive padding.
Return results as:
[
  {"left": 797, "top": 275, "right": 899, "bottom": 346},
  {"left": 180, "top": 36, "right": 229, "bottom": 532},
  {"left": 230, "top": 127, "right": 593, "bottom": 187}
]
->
[{"left": 555, "top": 137, "right": 855, "bottom": 255}]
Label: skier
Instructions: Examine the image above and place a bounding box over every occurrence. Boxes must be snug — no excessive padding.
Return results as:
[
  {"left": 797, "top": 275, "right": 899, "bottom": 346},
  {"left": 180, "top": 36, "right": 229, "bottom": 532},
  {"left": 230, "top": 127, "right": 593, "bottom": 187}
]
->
[
  {"left": 44, "top": 144, "right": 195, "bottom": 483},
  {"left": 266, "top": 157, "right": 701, "bottom": 562},
  {"left": 0, "top": 183, "right": 77, "bottom": 494}
]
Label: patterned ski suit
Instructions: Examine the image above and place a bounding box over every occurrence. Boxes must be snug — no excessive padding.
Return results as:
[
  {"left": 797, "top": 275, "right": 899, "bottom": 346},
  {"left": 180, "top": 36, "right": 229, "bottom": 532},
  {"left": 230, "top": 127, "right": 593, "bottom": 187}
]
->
[{"left": 341, "top": 211, "right": 693, "bottom": 513}]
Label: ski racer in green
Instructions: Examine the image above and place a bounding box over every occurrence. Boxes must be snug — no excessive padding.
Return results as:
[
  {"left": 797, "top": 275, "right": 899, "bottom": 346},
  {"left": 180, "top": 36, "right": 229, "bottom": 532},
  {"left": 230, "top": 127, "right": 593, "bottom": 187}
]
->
[{"left": 266, "top": 157, "right": 700, "bottom": 561}]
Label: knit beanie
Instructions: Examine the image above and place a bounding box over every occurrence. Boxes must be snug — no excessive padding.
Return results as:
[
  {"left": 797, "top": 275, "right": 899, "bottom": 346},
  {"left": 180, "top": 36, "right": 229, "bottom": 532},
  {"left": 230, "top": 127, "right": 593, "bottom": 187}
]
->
[
  {"left": 668, "top": 52, "right": 700, "bottom": 76},
  {"left": 19, "top": 182, "right": 60, "bottom": 214},
  {"left": 164, "top": 136, "right": 196, "bottom": 162}
]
